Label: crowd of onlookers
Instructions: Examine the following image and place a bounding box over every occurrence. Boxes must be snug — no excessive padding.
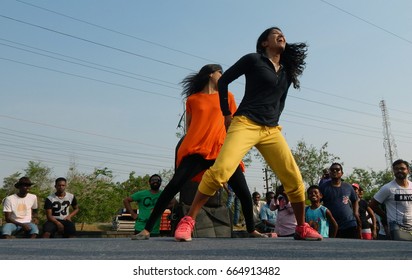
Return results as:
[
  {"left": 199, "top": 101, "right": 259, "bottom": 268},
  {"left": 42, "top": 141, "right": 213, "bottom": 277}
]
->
[
  {"left": 250, "top": 160, "right": 412, "bottom": 241},
  {"left": 1, "top": 177, "right": 78, "bottom": 239},
  {"left": 1, "top": 159, "right": 411, "bottom": 241}
]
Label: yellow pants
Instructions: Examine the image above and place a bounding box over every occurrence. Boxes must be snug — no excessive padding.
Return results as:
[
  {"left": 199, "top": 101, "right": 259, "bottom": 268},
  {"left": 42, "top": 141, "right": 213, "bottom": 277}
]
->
[{"left": 198, "top": 115, "right": 305, "bottom": 203}]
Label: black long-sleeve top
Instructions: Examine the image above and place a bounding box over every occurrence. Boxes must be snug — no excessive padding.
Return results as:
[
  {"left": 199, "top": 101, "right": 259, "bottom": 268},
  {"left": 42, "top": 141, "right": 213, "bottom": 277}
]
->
[{"left": 218, "top": 53, "right": 291, "bottom": 127}]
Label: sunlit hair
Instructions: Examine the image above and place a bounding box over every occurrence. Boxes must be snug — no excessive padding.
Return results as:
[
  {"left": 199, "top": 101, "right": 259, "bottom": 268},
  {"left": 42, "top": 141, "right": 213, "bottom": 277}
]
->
[
  {"left": 265, "top": 191, "right": 275, "bottom": 200},
  {"left": 307, "top": 185, "right": 320, "bottom": 195},
  {"left": 256, "top": 27, "right": 308, "bottom": 89},
  {"left": 55, "top": 177, "right": 67, "bottom": 185},
  {"left": 180, "top": 64, "right": 223, "bottom": 98},
  {"left": 392, "top": 159, "right": 410, "bottom": 169},
  {"left": 252, "top": 191, "right": 260, "bottom": 198},
  {"left": 330, "top": 162, "right": 343, "bottom": 172}
]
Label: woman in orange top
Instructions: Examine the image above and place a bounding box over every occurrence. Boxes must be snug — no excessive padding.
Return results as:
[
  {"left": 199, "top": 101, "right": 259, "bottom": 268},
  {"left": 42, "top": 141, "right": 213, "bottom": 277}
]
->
[{"left": 133, "top": 64, "right": 265, "bottom": 240}]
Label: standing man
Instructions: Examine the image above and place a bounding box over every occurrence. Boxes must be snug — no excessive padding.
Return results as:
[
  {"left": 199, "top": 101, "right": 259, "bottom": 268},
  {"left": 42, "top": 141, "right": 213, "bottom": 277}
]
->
[
  {"left": 43, "top": 177, "right": 79, "bottom": 238},
  {"left": 1, "top": 177, "right": 39, "bottom": 239},
  {"left": 369, "top": 159, "right": 412, "bottom": 241},
  {"left": 319, "top": 163, "right": 361, "bottom": 239},
  {"left": 319, "top": 168, "right": 331, "bottom": 186},
  {"left": 124, "top": 174, "right": 163, "bottom": 240}
]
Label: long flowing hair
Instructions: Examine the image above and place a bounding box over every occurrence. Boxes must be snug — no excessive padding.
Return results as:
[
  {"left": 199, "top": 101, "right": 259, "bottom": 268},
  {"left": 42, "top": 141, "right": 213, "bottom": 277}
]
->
[
  {"left": 180, "top": 64, "right": 223, "bottom": 98},
  {"left": 256, "top": 27, "right": 308, "bottom": 89}
]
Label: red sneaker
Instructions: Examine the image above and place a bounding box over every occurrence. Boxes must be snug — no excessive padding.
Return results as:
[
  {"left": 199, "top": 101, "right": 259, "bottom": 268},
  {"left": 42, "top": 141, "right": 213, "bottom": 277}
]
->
[
  {"left": 294, "top": 223, "right": 323, "bottom": 241},
  {"left": 174, "top": 216, "right": 195, "bottom": 242}
]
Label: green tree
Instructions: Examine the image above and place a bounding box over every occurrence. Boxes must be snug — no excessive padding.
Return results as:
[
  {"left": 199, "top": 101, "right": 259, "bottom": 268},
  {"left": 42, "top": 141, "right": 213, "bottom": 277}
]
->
[
  {"left": 24, "top": 161, "right": 53, "bottom": 191},
  {"left": 292, "top": 140, "right": 340, "bottom": 186},
  {"left": 345, "top": 168, "right": 373, "bottom": 193},
  {"left": 117, "top": 171, "right": 151, "bottom": 197},
  {"left": 158, "top": 168, "right": 174, "bottom": 186},
  {"left": 368, "top": 169, "right": 393, "bottom": 199},
  {"left": 345, "top": 168, "right": 393, "bottom": 201},
  {"left": 1, "top": 172, "right": 22, "bottom": 194},
  {"left": 68, "top": 167, "right": 124, "bottom": 227},
  {"left": 252, "top": 140, "right": 339, "bottom": 190},
  {"left": 371, "top": 169, "right": 393, "bottom": 189}
]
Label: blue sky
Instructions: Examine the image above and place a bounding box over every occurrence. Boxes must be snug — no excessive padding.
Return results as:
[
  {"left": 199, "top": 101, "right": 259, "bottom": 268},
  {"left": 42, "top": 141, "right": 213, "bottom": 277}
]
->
[{"left": 1, "top": 0, "right": 412, "bottom": 194}]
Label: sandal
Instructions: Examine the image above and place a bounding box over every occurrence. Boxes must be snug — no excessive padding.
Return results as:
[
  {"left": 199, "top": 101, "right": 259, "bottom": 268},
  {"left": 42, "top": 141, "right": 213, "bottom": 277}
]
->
[
  {"left": 249, "top": 231, "right": 269, "bottom": 238},
  {"left": 131, "top": 231, "right": 150, "bottom": 240}
]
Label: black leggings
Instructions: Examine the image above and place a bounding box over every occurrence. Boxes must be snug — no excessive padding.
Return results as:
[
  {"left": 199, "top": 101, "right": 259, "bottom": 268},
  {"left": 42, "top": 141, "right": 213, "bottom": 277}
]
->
[{"left": 144, "top": 154, "right": 255, "bottom": 233}]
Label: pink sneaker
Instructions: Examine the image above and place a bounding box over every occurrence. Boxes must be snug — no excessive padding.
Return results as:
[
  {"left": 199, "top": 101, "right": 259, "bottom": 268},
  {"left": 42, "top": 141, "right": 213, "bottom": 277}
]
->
[
  {"left": 174, "top": 216, "right": 195, "bottom": 242},
  {"left": 294, "top": 223, "right": 323, "bottom": 241}
]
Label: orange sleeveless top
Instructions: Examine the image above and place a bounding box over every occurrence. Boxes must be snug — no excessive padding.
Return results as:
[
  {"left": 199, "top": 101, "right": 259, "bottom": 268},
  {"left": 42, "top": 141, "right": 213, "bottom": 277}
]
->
[{"left": 176, "top": 92, "right": 237, "bottom": 167}]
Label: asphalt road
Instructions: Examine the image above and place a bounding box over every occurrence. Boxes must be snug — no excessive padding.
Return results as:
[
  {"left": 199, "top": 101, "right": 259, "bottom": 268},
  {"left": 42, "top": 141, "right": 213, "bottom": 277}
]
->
[{"left": 0, "top": 236, "right": 411, "bottom": 260}]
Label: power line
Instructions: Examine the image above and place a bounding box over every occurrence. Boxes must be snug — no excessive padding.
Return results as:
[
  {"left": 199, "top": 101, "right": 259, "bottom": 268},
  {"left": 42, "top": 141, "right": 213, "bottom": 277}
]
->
[
  {"left": 0, "top": 114, "right": 173, "bottom": 150},
  {"left": 0, "top": 127, "right": 173, "bottom": 160},
  {"left": 290, "top": 94, "right": 381, "bottom": 118},
  {"left": 0, "top": 14, "right": 195, "bottom": 71},
  {"left": 0, "top": 57, "right": 180, "bottom": 100},
  {"left": 2, "top": 8, "right": 411, "bottom": 123},
  {"left": 1, "top": 0, "right": 410, "bottom": 186},
  {"left": 14, "top": 0, "right": 221, "bottom": 65},
  {"left": 319, "top": 0, "right": 412, "bottom": 45},
  {"left": 303, "top": 86, "right": 412, "bottom": 117},
  {"left": 0, "top": 39, "right": 181, "bottom": 90},
  {"left": 286, "top": 109, "right": 412, "bottom": 139}
]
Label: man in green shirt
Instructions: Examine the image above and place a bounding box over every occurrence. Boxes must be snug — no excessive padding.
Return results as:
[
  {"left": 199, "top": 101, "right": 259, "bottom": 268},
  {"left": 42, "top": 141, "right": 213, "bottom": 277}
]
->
[{"left": 123, "top": 174, "right": 162, "bottom": 239}]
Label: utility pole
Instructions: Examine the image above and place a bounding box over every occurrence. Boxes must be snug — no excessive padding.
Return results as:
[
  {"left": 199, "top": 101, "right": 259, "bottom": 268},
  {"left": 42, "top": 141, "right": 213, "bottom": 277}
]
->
[
  {"left": 262, "top": 166, "right": 270, "bottom": 194},
  {"left": 380, "top": 100, "right": 398, "bottom": 169}
]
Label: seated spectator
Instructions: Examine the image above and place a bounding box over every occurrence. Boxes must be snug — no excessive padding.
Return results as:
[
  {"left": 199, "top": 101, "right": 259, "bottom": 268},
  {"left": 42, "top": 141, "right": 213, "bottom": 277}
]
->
[
  {"left": 1, "top": 177, "right": 39, "bottom": 239},
  {"left": 252, "top": 191, "right": 266, "bottom": 233},
  {"left": 305, "top": 185, "right": 338, "bottom": 238},
  {"left": 259, "top": 191, "right": 277, "bottom": 233},
  {"left": 271, "top": 185, "right": 297, "bottom": 237},
  {"left": 43, "top": 177, "right": 79, "bottom": 238}
]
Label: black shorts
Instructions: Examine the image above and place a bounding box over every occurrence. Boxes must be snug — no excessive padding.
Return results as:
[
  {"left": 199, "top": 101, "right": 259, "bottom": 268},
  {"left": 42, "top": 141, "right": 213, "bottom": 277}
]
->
[{"left": 43, "top": 219, "right": 76, "bottom": 237}]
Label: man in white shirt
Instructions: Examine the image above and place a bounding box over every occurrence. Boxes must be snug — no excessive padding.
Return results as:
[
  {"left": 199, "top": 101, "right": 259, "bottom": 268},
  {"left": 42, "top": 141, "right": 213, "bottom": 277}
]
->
[
  {"left": 1, "top": 177, "right": 39, "bottom": 239},
  {"left": 252, "top": 192, "right": 266, "bottom": 232},
  {"left": 369, "top": 159, "right": 412, "bottom": 241}
]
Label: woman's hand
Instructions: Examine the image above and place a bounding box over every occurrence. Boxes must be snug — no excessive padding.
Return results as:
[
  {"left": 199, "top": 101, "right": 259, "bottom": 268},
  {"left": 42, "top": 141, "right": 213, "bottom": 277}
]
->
[{"left": 224, "top": 115, "right": 232, "bottom": 131}]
